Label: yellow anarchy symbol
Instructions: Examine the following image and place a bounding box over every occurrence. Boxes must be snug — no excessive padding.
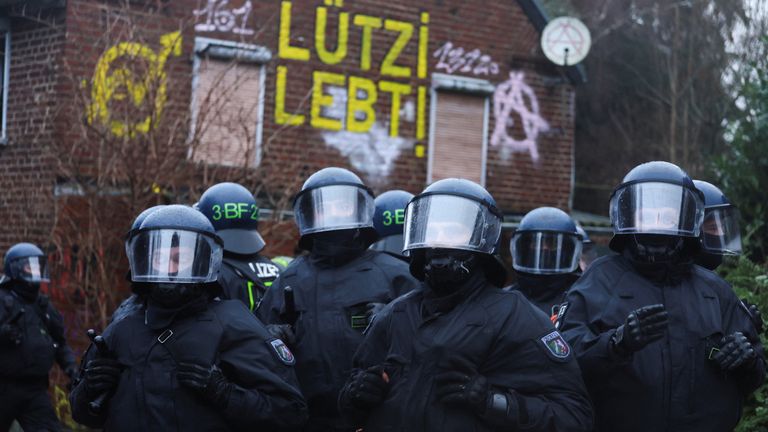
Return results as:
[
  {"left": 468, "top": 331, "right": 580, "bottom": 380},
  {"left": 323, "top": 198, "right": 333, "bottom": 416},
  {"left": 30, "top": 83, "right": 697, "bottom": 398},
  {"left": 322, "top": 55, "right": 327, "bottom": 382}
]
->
[{"left": 87, "top": 31, "right": 182, "bottom": 137}]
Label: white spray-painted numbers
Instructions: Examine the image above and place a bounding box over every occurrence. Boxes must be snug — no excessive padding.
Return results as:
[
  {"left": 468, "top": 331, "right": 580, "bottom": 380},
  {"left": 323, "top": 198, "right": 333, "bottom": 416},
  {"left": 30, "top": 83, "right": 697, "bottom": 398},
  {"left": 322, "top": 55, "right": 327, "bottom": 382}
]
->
[
  {"left": 433, "top": 42, "right": 499, "bottom": 76},
  {"left": 194, "top": 0, "right": 255, "bottom": 35},
  {"left": 490, "top": 72, "right": 549, "bottom": 163}
]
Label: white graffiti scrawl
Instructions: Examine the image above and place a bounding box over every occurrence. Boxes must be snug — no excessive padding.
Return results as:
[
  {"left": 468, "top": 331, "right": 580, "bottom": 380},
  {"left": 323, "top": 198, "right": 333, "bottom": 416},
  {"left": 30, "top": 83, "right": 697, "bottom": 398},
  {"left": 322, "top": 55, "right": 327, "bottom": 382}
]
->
[
  {"left": 490, "top": 72, "right": 549, "bottom": 162},
  {"left": 433, "top": 42, "right": 499, "bottom": 76},
  {"left": 194, "top": 0, "right": 255, "bottom": 35}
]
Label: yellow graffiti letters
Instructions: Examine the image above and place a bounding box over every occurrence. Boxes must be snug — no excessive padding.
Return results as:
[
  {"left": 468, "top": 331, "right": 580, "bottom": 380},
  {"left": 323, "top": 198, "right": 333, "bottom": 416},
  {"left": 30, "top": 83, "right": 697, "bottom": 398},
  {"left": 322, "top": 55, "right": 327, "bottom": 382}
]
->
[
  {"left": 418, "top": 12, "right": 429, "bottom": 78},
  {"left": 381, "top": 20, "right": 413, "bottom": 78},
  {"left": 88, "top": 31, "right": 182, "bottom": 137},
  {"left": 379, "top": 81, "right": 411, "bottom": 137},
  {"left": 353, "top": 14, "right": 382, "bottom": 71},
  {"left": 417, "top": 85, "right": 427, "bottom": 139},
  {"left": 315, "top": 6, "right": 349, "bottom": 65},
  {"left": 347, "top": 76, "right": 378, "bottom": 132},
  {"left": 279, "top": 1, "right": 310, "bottom": 61},
  {"left": 311, "top": 71, "right": 345, "bottom": 131},
  {"left": 275, "top": 66, "right": 306, "bottom": 125}
]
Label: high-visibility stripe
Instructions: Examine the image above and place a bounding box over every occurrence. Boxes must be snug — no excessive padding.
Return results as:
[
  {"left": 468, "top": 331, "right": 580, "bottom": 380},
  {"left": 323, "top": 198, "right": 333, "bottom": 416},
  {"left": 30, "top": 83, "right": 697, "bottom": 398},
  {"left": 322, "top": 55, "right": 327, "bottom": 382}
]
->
[{"left": 247, "top": 281, "right": 255, "bottom": 311}]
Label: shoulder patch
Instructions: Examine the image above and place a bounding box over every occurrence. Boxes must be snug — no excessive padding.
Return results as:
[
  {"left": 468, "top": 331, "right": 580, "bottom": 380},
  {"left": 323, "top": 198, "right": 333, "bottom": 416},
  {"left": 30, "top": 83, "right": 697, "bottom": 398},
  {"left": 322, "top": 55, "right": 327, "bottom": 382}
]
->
[
  {"left": 540, "top": 330, "right": 571, "bottom": 359},
  {"left": 553, "top": 302, "right": 570, "bottom": 330},
  {"left": 268, "top": 338, "right": 296, "bottom": 366}
]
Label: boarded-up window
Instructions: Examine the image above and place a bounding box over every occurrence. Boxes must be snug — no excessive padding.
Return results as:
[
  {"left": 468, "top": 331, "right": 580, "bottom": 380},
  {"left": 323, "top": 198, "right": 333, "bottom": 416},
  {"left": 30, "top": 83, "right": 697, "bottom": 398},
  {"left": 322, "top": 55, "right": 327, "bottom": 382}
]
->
[
  {"left": 429, "top": 91, "right": 487, "bottom": 185},
  {"left": 190, "top": 57, "right": 263, "bottom": 167}
]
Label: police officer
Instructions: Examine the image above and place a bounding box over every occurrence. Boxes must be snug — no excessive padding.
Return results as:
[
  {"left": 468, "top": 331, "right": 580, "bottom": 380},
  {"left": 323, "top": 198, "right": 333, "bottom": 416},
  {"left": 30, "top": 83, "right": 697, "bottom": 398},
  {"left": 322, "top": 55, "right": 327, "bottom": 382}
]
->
[
  {"left": 257, "top": 167, "right": 419, "bottom": 431},
  {"left": 69, "top": 205, "right": 307, "bottom": 431},
  {"left": 559, "top": 161, "right": 766, "bottom": 431},
  {"left": 506, "top": 207, "right": 583, "bottom": 320},
  {"left": 575, "top": 223, "right": 599, "bottom": 272},
  {"left": 0, "top": 242, "right": 77, "bottom": 432},
  {"left": 338, "top": 178, "right": 593, "bottom": 431},
  {"left": 110, "top": 205, "right": 166, "bottom": 323},
  {"left": 693, "top": 179, "right": 763, "bottom": 333},
  {"left": 198, "top": 183, "right": 281, "bottom": 313},
  {"left": 369, "top": 190, "right": 414, "bottom": 261}
]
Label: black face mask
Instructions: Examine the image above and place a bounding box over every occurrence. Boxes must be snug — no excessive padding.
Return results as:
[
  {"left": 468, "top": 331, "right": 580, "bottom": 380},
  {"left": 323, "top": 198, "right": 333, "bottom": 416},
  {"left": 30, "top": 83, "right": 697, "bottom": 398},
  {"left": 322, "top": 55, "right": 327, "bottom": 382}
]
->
[
  {"left": 148, "top": 283, "right": 205, "bottom": 308},
  {"left": 628, "top": 234, "right": 684, "bottom": 264},
  {"left": 311, "top": 230, "right": 366, "bottom": 266},
  {"left": 695, "top": 251, "right": 723, "bottom": 271},
  {"left": 423, "top": 249, "right": 476, "bottom": 295},
  {"left": 9, "top": 280, "right": 40, "bottom": 302}
]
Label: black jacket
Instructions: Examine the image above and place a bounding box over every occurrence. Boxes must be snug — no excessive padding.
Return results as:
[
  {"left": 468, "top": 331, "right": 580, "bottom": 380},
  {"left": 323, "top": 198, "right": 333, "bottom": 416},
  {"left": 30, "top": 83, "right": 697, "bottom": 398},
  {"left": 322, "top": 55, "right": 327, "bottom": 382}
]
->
[
  {"left": 70, "top": 299, "right": 307, "bottom": 431},
  {"left": 506, "top": 273, "right": 580, "bottom": 319},
  {"left": 219, "top": 254, "right": 281, "bottom": 313},
  {"left": 0, "top": 287, "right": 75, "bottom": 381},
  {"left": 346, "top": 279, "right": 594, "bottom": 431},
  {"left": 256, "top": 250, "right": 419, "bottom": 426},
  {"left": 559, "top": 254, "right": 766, "bottom": 432}
]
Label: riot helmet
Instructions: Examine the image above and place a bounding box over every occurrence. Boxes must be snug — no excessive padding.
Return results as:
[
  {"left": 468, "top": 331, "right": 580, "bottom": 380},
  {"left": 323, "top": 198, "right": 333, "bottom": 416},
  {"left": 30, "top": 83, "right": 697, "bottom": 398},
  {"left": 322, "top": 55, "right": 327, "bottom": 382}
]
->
[
  {"left": 575, "top": 223, "right": 598, "bottom": 272},
  {"left": 198, "top": 182, "right": 266, "bottom": 255},
  {"left": 404, "top": 178, "right": 506, "bottom": 286},
  {"left": 3, "top": 243, "right": 49, "bottom": 284},
  {"left": 609, "top": 161, "right": 704, "bottom": 256},
  {"left": 126, "top": 205, "right": 223, "bottom": 284},
  {"left": 370, "top": 190, "right": 414, "bottom": 258},
  {"left": 511, "top": 207, "right": 582, "bottom": 275},
  {"left": 693, "top": 180, "right": 742, "bottom": 256},
  {"left": 125, "top": 205, "right": 166, "bottom": 256},
  {"left": 293, "top": 167, "right": 377, "bottom": 250}
]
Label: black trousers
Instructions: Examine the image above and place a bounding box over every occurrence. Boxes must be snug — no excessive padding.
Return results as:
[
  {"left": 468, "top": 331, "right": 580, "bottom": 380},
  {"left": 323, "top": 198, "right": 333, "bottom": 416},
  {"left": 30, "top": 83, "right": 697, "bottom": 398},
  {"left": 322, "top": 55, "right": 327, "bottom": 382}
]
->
[{"left": 0, "top": 379, "right": 62, "bottom": 432}]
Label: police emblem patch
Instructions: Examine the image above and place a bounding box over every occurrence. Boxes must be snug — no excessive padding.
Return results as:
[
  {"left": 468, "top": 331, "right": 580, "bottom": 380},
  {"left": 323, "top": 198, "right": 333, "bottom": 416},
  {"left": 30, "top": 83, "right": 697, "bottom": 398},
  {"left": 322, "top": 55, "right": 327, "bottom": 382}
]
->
[
  {"left": 269, "top": 338, "right": 296, "bottom": 365},
  {"left": 540, "top": 331, "right": 571, "bottom": 359}
]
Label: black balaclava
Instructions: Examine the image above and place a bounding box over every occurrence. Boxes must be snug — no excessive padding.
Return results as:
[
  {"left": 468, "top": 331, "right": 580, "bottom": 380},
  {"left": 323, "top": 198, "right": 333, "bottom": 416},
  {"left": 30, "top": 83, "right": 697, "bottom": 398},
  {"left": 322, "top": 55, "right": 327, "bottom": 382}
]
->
[
  {"left": 145, "top": 283, "right": 209, "bottom": 330},
  {"left": 310, "top": 229, "right": 367, "bottom": 267},
  {"left": 516, "top": 272, "right": 576, "bottom": 304},
  {"left": 423, "top": 249, "right": 477, "bottom": 295},
  {"left": 8, "top": 280, "right": 40, "bottom": 303},
  {"left": 625, "top": 234, "right": 693, "bottom": 284},
  {"left": 694, "top": 252, "right": 723, "bottom": 271}
]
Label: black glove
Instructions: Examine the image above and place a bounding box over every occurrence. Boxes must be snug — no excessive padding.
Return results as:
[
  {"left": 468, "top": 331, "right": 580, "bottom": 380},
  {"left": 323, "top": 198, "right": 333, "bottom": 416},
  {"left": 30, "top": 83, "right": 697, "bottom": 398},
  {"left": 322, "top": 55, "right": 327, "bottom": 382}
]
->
[
  {"left": 365, "top": 302, "right": 387, "bottom": 324},
  {"left": 712, "top": 332, "right": 756, "bottom": 371},
  {"left": 177, "top": 362, "right": 232, "bottom": 408},
  {"left": 611, "top": 304, "right": 669, "bottom": 355},
  {"left": 340, "top": 365, "right": 390, "bottom": 410},
  {"left": 741, "top": 299, "right": 764, "bottom": 333},
  {"left": 83, "top": 357, "right": 122, "bottom": 398},
  {"left": 267, "top": 324, "right": 296, "bottom": 346},
  {"left": 435, "top": 355, "right": 490, "bottom": 414}
]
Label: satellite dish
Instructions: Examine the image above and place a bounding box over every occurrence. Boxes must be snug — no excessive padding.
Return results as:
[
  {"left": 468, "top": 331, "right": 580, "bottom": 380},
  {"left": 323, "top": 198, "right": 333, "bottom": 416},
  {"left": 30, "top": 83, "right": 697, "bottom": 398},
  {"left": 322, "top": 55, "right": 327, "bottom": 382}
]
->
[{"left": 541, "top": 17, "right": 591, "bottom": 66}]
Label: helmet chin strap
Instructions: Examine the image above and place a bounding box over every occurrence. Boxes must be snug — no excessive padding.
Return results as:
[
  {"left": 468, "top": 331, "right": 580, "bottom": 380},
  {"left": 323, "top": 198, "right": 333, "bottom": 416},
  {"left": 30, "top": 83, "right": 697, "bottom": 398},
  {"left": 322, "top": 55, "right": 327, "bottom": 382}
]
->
[
  {"left": 630, "top": 235, "right": 684, "bottom": 264},
  {"left": 423, "top": 250, "right": 475, "bottom": 294}
]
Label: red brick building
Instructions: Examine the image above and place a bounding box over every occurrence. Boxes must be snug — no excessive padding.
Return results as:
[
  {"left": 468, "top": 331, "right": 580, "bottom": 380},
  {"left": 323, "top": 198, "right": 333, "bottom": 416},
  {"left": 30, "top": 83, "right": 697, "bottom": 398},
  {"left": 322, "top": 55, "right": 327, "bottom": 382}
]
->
[{"left": 0, "top": 0, "right": 585, "bottom": 268}]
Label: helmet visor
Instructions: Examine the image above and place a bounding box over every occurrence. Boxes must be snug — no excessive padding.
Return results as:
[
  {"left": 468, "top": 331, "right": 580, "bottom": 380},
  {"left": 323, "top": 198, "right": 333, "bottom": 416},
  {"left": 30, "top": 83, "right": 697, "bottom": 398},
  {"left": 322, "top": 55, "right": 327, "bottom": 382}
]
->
[
  {"left": 294, "top": 185, "right": 375, "bottom": 235},
  {"left": 701, "top": 206, "right": 742, "bottom": 255},
  {"left": 512, "top": 232, "right": 582, "bottom": 274},
  {"left": 404, "top": 195, "right": 501, "bottom": 254},
  {"left": 7, "top": 256, "right": 50, "bottom": 283},
  {"left": 128, "top": 229, "right": 223, "bottom": 283},
  {"left": 610, "top": 182, "right": 703, "bottom": 237}
]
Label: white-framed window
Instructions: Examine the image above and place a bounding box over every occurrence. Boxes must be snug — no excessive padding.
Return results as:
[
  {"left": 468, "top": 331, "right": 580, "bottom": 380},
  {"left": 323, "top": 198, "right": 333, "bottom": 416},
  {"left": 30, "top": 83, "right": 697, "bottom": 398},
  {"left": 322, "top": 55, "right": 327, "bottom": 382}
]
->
[
  {"left": 427, "top": 73, "right": 494, "bottom": 186},
  {"left": 0, "top": 18, "right": 10, "bottom": 145},
  {"left": 188, "top": 37, "right": 271, "bottom": 167}
]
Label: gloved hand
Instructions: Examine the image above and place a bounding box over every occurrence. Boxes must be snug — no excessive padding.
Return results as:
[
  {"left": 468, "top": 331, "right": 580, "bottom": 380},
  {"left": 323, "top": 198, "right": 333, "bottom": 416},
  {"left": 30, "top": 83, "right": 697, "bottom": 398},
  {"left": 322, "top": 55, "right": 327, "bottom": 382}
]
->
[
  {"left": 365, "top": 302, "right": 387, "bottom": 324},
  {"left": 64, "top": 365, "right": 78, "bottom": 382},
  {"left": 611, "top": 304, "right": 669, "bottom": 355},
  {"left": 339, "top": 365, "right": 390, "bottom": 410},
  {"left": 83, "top": 357, "right": 123, "bottom": 398},
  {"left": 0, "top": 323, "right": 23, "bottom": 345},
  {"left": 177, "top": 363, "right": 233, "bottom": 408},
  {"left": 435, "top": 355, "right": 490, "bottom": 414},
  {"left": 267, "top": 324, "right": 296, "bottom": 346},
  {"left": 712, "top": 332, "right": 756, "bottom": 371},
  {"left": 741, "top": 299, "right": 764, "bottom": 333}
]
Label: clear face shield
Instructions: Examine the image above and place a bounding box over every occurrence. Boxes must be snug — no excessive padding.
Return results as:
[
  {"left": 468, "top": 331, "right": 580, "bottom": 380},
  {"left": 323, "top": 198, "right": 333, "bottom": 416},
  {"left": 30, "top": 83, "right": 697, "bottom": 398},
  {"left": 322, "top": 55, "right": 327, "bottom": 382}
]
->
[
  {"left": 403, "top": 195, "right": 501, "bottom": 254},
  {"left": 127, "top": 229, "right": 223, "bottom": 283},
  {"left": 610, "top": 182, "right": 704, "bottom": 237},
  {"left": 7, "top": 256, "right": 50, "bottom": 283},
  {"left": 294, "top": 185, "right": 375, "bottom": 235},
  {"left": 701, "top": 206, "right": 742, "bottom": 255},
  {"left": 512, "top": 231, "right": 582, "bottom": 274}
]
